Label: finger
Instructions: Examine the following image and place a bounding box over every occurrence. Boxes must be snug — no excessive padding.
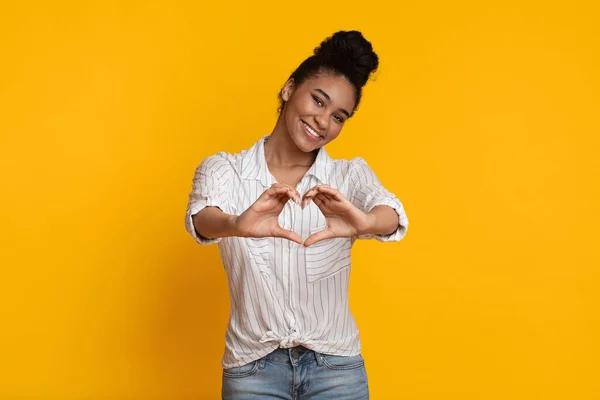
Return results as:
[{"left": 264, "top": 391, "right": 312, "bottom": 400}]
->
[
  {"left": 289, "top": 190, "right": 301, "bottom": 205},
  {"left": 289, "top": 186, "right": 302, "bottom": 201},
  {"left": 281, "top": 185, "right": 301, "bottom": 204},
  {"left": 316, "top": 185, "right": 345, "bottom": 201},
  {"left": 301, "top": 187, "right": 323, "bottom": 208},
  {"left": 315, "top": 192, "right": 334, "bottom": 202},
  {"left": 302, "top": 193, "right": 326, "bottom": 209},
  {"left": 268, "top": 186, "right": 289, "bottom": 197},
  {"left": 269, "top": 188, "right": 294, "bottom": 203},
  {"left": 273, "top": 226, "right": 303, "bottom": 245},
  {"left": 302, "top": 185, "right": 322, "bottom": 201},
  {"left": 283, "top": 190, "right": 301, "bottom": 206},
  {"left": 302, "top": 185, "right": 342, "bottom": 206},
  {"left": 273, "top": 183, "right": 301, "bottom": 201},
  {"left": 301, "top": 195, "right": 312, "bottom": 209},
  {"left": 313, "top": 195, "right": 326, "bottom": 207},
  {"left": 269, "top": 187, "right": 300, "bottom": 204},
  {"left": 304, "top": 230, "right": 334, "bottom": 247},
  {"left": 312, "top": 195, "right": 335, "bottom": 212},
  {"left": 316, "top": 192, "right": 338, "bottom": 207},
  {"left": 275, "top": 192, "right": 293, "bottom": 205}
]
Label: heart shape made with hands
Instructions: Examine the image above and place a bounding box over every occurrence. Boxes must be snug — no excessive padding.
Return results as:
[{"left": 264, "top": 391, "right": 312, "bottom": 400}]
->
[
  {"left": 273, "top": 193, "right": 313, "bottom": 238},
  {"left": 284, "top": 184, "right": 362, "bottom": 247},
  {"left": 284, "top": 196, "right": 327, "bottom": 246}
]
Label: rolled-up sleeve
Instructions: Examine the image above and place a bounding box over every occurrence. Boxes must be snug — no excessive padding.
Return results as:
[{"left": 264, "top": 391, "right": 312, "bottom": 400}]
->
[
  {"left": 349, "top": 158, "right": 409, "bottom": 242},
  {"left": 185, "top": 156, "right": 230, "bottom": 245}
]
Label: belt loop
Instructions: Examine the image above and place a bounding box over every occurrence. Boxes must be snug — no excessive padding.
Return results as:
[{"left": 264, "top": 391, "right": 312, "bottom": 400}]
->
[
  {"left": 258, "top": 357, "right": 266, "bottom": 369},
  {"left": 314, "top": 350, "right": 324, "bottom": 366}
]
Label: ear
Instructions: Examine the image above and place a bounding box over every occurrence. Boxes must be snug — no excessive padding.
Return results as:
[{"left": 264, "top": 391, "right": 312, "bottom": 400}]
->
[{"left": 281, "top": 78, "right": 295, "bottom": 102}]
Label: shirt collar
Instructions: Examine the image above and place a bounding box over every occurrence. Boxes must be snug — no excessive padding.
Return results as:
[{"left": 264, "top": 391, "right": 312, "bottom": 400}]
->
[{"left": 240, "top": 135, "right": 332, "bottom": 187}]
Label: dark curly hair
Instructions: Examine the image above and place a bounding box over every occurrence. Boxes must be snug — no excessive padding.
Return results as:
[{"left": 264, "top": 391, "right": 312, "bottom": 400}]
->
[{"left": 278, "top": 30, "right": 379, "bottom": 116}]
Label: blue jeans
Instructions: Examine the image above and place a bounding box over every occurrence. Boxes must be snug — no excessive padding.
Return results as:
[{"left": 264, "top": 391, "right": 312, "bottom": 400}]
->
[{"left": 222, "top": 346, "right": 369, "bottom": 399}]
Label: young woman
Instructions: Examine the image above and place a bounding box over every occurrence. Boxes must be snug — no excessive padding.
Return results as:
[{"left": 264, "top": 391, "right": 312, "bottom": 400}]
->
[{"left": 185, "top": 30, "right": 409, "bottom": 400}]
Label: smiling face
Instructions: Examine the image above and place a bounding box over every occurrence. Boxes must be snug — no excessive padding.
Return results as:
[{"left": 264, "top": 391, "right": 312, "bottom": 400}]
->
[{"left": 280, "top": 73, "right": 357, "bottom": 152}]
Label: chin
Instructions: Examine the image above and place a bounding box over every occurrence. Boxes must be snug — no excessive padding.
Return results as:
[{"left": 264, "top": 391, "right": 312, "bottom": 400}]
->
[
  {"left": 290, "top": 135, "right": 312, "bottom": 153},
  {"left": 299, "top": 132, "right": 322, "bottom": 153},
  {"left": 285, "top": 126, "right": 314, "bottom": 153}
]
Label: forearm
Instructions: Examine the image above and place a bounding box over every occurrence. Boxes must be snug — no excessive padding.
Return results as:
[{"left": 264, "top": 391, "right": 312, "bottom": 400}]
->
[
  {"left": 364, "top": 205, "right": 399, "bottom": 236},
  {"left": 192, "top": 206, "right": 240, "bottom": 240}
]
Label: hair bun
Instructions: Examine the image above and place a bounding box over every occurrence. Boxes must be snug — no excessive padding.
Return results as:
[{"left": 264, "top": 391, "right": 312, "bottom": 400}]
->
[{"left": 313, "top": 30, "right": 379, "bottom": 88}]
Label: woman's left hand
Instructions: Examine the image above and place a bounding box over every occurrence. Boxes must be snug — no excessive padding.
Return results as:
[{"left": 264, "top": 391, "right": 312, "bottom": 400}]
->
[{"left": 301, "top": 185, "right": 373, "bottom": 247}]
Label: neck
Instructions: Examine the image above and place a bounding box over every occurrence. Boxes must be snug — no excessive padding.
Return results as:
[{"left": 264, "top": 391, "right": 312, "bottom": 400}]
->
[{"left": 265, "top": 114, "right": 317, "bottom": 167}]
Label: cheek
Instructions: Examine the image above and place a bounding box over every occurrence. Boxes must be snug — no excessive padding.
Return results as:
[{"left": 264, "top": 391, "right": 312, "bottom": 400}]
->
[
  {"left": 285, "top": 98, "right": 313, "bottom": 126},
  {"left": 326, "top": 125, "right": 344, "bottom": 141},
  {"left": 296, "top": 104, "right": 312, "bottom": 117},
  {"left": 284, "top": 106, "right": 300, "bottom": 130},
  {"left": 286, "top": 97, "right": 303, "bottom": 116}
]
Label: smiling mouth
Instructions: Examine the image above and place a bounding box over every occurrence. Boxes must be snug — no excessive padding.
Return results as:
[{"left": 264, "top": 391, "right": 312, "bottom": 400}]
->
[{"left": 302, "top": 120, "right": 322, "bottom": 138}]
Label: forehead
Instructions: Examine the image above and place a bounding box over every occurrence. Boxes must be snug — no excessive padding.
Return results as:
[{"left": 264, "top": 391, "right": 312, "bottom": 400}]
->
[{"left": 298, "top": 73, "right": 356, "bottom": 111}]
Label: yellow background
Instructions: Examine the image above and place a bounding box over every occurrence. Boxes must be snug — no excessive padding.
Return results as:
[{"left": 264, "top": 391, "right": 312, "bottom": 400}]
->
[{"left": 1, "top": 1, "right": 599, "bottom": 399}]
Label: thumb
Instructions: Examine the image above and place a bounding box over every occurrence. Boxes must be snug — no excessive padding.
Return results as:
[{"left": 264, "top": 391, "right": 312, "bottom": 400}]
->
[
  {"left": 304, "top": 230, "right": 334, "bottom": 247},
  {"left": 272, "top": 226, "right": 303, "bottom": 245}
]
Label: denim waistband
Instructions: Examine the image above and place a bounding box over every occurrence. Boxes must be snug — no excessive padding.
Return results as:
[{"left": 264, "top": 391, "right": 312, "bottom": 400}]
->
[{"left": 264, "top": 345, "right": 324, "bottom": 366}]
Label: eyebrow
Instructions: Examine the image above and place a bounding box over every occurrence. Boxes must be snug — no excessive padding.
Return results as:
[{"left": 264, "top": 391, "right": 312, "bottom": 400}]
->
[{"left": 314, "top": 89, "right": 351, "bottom": 118}]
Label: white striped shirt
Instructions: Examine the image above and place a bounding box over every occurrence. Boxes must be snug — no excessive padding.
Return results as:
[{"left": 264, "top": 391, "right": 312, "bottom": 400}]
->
[{"left": 185, "top": 136, "right": 409, "bottom": 368}]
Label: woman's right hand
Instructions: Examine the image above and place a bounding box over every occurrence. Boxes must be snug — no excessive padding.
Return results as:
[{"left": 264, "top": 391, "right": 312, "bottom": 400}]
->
[{"left": 234, "top": 183, "right": 303, "bottom": 244}]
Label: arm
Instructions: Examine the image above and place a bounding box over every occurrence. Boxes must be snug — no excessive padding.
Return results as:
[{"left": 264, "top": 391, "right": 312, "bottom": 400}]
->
[
  {"left": 363, "top": 205, "right": 401, "bottom": 237},
  {"left": 192, "top": 184, "right": 303, "bottom": 244},
  {"left": 184, "top": 155, "right": 232, "bottom": 245},
  {"left": 349, "top": 157, "right": 409, "bottom": 242},
  {"left": 192, "top": 206, "right": 240, "bottom": 241},
  {"left": 301, "top": 185, "right": 410, "bottom": 247},
  {"left": 185, "top": 157, "right": 303, "bottom": 244},
  {"left": 300, "top": 165, "right": 408, "bottom": 246}
]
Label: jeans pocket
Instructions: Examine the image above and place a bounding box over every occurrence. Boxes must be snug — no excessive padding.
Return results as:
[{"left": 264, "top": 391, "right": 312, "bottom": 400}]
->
[
  {"left": 318, "top": 353, "right": 365, "bottom": 370},
  {"left": 222, "top": 360, "right": 260, "bottom": 378},
  {"left": 304, "top": 228, "right": 352, "bottom": 283}
]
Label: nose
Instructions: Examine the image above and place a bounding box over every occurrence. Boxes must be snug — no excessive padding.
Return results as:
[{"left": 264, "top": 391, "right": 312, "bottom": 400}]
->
[{"left": 314, "top": 113, "right": 328, "bottom": 131}]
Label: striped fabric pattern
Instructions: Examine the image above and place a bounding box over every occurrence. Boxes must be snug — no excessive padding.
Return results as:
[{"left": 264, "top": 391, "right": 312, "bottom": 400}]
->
[{"left": 185, "top": 136, "right": 408, "bottom": 368}]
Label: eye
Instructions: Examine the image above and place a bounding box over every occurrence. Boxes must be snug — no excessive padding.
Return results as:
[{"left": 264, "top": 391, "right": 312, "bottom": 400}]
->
[
  {"left": 333, "top": 114, "right": 345, "bottom": 123},
  {"left": 312, "top": 95, "right": 324, "bottom": 107}
]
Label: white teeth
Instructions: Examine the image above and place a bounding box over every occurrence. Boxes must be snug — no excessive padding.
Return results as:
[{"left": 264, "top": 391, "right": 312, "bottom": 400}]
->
[{"left": 302, "top": 121, "right": 320, "bottom": 138}]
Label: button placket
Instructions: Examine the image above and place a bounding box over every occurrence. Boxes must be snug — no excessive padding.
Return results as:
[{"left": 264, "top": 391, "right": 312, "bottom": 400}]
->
[
  {"left": 287, "top": 203, "right": 297, "bottom": 334},
  {"left": 281, "top": 195, "right": 300, "bottom": 344}
]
